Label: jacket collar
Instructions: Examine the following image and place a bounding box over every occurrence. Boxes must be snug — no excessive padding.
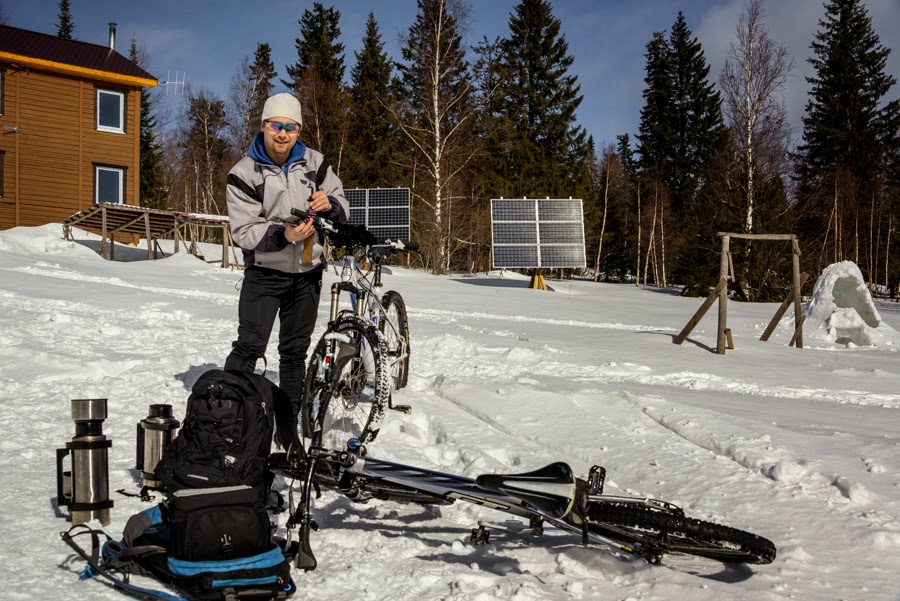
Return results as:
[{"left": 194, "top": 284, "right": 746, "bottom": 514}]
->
[{"left": 248, "top": 132, "right": 307, "bottom": 175}]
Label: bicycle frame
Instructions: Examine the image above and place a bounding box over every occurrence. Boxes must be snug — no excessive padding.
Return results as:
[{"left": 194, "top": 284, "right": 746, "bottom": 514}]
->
[
  {"left": 277, "top": 444, "right": 675, "bottom": 569},
  {"left": 329, "top": 248, "right": 402, "bottom": 334}
]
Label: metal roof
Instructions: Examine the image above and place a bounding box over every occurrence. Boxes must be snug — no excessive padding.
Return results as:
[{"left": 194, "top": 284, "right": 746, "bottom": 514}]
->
[{"left": 0, "top": 24, "right": 156, "bottom": 85}]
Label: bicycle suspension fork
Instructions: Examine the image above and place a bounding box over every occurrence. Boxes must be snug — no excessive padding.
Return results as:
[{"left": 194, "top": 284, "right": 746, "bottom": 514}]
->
[{"left": 329, "top": 281, "right": 363, "bottom": 322}]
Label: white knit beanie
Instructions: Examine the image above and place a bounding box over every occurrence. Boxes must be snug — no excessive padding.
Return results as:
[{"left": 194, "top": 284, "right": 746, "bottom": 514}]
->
[{"left": 261, "top": 93, "right": 302, "bottom": 126}]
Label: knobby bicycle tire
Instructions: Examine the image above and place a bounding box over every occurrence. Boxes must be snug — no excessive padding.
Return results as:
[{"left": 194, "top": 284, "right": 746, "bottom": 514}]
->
[
  {"left": 302, "top": 316, "right": 391, "bottom": 448},
  {"left": 379, "top": 290, "right": 410, "bottom": 390},
  {"left": 583, "top": 502, "right": 776, "bottom": 565}
]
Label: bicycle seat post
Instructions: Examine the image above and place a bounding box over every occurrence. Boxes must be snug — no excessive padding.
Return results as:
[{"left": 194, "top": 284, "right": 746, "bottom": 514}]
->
[{"left": 372, "top": 257, "right": 383, "bottom": 289}]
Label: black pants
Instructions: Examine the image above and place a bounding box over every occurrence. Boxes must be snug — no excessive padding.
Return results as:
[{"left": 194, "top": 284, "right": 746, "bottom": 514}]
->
[{"left": 224, "top": 266, "right": 323, "bottom": 416}]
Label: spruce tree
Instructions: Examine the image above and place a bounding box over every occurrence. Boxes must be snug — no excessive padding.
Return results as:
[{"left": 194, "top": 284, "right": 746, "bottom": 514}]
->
[
  {"left": 346, "top": 13, "right": 400, "bottom": 188},
  {"left": 496, "top": 0, "right": 587, "bottom": 197},
  {"left": 472, "top": 35, "right": 514, "bottom": 200},
  {"left": 250, "top": 44, "right": 277, "bottom": 121},
  {"left": 56, "top": 0, "right": 74, "bottom": 40},
  {"left": 668, "top": 12, "right": 725, "bottom": 216},
  {"left": 635, "top": 13, "right": 724, "bottom": 294},
  {"left": 794, "top": 0, "right": 898, "bottom": 269},
  {"left": 282, "top": 2, "right": 345, "bottom": 89},
  {"left": 636, "top": 32, "right": 675, "bottom": 181},
  {"left": 281, "top": 3, "right": 346, "bottom": 161},
  {"left": 130, "top": 37, "right": 167, "bottom": 210}
]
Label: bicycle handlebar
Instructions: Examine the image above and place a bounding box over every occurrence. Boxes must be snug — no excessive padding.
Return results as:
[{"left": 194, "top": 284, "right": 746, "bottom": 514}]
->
[{"left": 289, "top": 207, "right": 419, "bottom": 253}]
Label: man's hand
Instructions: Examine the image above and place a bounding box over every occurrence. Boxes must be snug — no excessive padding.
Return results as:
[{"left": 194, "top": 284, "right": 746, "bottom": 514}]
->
[
  {"left": 284, "top": 220, "right": 315, "bottom": 244},
  {"left": 308, "top": 190, "right": 332, "bottom": 213}
]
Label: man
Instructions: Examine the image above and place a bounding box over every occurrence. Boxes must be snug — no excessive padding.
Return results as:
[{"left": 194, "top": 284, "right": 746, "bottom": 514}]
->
[{"left": 224, "top": 93, "right": 348, "bottom": 417}]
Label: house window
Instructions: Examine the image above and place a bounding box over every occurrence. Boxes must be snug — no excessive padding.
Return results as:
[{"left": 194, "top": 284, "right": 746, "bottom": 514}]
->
[
  {"left": 96, "top": 89, "right": 125, "bottom": 133},
  {"left": 0, "top": 71, "right": 5, "bottom": 116},
  {"left": 95, "top": 166, "right": 124, "bottom": 204}
]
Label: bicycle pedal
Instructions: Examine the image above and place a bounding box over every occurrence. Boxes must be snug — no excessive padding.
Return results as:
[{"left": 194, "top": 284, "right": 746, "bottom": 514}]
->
[
  {"left": 470, "top": 525, "right": 490, "bottom": 545},
  {"left": 389, "top": 404, "right": 411, "bottom": 414},
  {"left": 588, "top": 465, "right": 606, "bottom": 495}
]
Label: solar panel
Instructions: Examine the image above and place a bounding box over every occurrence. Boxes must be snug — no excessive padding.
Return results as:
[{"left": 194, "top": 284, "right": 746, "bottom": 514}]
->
[
  {"left": 343, "top": 188, "right": 411, "bottom": 241},
  {"left": 490, "top": 199, "right": 586, "bottom": 269}
]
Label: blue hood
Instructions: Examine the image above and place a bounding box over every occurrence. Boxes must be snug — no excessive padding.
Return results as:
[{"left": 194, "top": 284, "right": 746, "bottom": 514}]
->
[{"left": 248, "top": 132, "right": 306, "bottom": 175}]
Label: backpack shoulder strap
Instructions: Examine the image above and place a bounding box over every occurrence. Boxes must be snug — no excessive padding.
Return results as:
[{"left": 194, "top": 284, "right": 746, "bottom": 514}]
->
[
  {"left": 225, "top": 370, "right": 302, "bottom": 456},
  {"left": 60, "top": 525, "right": 182, "bottom": 601}
]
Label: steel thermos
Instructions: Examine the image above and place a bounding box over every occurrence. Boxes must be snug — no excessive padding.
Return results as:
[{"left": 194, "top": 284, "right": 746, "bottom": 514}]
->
[
  {"left": 136, "top": 404, "right": 179, "bottom": 490},
  {"left": 56, "top": 398, "right": 113, "bottom": 525}
]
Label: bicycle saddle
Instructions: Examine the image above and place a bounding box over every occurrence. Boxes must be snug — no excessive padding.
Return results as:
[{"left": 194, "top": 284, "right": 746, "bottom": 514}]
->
[{"left": 475, "top": 462, "right": 576, "bottom": 518}]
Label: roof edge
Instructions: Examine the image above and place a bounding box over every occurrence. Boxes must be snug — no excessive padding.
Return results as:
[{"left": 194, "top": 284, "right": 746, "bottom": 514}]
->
[{"left": 0, "top": 51, "right": 157, "bottom": 88}]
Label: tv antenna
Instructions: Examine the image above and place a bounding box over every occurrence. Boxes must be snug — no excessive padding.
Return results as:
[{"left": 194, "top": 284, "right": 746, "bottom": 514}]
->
[{"left": 159, "top": 70, "right": 186, "bottom": 96}]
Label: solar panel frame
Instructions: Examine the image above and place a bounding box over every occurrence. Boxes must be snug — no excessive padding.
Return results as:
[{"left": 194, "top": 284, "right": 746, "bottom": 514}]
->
[{"left": 490, "top": 198, "right": 586, "bottom": 269}]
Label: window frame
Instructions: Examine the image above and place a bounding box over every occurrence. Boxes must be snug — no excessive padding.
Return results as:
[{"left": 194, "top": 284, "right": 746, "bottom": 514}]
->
[
  {"left": 94, "top": 165, "right": 125, "bottom": 204},
  {"left": 96, "top": 88, "right": 125, "bottom": 133}
]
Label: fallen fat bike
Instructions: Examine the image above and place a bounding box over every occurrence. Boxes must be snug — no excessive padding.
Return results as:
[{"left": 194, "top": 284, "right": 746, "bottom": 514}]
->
[{"left": 269, "top": 442, "right": 777, "bottom": 569}]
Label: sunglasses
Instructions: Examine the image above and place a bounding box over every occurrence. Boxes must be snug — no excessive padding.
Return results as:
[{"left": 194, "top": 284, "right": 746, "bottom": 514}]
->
[{"left": 265, "top": 120, "right": 300, "bottom": 133}]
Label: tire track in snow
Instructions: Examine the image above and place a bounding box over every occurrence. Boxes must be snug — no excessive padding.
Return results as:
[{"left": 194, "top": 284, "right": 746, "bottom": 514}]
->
[
  {"left": 1, "top": 265, "right": 237, "bottom": 304},
  {"left": 409, "top": 332, "right": 900, "bottom": 542},
  {"left": 618, "top": 391, "right": 900, "bottom": 538},
  {"left": 409, "top": 307, "right": 678, "bottom": 333}
]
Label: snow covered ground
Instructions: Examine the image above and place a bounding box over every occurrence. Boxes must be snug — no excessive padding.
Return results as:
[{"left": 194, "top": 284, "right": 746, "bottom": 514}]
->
[{"left": 1, "top": 224, "right": 898, "bottom": 600}]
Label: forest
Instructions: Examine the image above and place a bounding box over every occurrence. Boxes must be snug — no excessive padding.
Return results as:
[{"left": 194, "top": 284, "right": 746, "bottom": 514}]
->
[{"left": 121, "top": 0, "right": 898, "bottom": 300}]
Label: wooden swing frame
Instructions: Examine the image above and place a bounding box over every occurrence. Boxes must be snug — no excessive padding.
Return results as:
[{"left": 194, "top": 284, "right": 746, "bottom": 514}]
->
[{"left": 673, "top": 233, "right": 806, "bottom": 354}]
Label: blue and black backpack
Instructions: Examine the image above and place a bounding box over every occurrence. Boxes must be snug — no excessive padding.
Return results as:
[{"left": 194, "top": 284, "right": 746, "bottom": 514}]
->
[{"left": 61, "top": 369, "right": 303, "bottom": 601}]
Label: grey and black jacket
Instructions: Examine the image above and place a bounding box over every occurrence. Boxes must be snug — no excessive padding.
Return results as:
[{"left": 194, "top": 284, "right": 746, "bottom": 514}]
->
[{"left": 226, "top": 133, "right": 348, "bottom": 273}]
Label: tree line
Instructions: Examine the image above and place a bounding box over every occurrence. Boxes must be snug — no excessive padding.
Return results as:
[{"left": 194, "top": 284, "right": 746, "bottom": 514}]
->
[{"left": 126, "top": 0, "right": 898, "bottom": 298}]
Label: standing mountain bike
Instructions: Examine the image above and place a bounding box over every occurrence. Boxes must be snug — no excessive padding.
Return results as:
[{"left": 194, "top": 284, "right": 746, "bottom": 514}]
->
[{"left": 290, "top": 208, "right": 418, "bottom": 449}]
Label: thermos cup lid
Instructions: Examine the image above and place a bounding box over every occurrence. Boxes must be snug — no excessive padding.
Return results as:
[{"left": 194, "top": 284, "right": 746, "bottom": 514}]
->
[{"left": 70, "top": 398, "right": 108, "bottom": 422}]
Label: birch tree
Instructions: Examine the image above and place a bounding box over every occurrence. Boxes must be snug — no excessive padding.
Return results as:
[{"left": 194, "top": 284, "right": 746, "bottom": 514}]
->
[
  {"left": 719, "top": 0, "right": 792, "bottom": 234},
  {"left": 395, "top": 0, "right": 476, "bottom": 273}
]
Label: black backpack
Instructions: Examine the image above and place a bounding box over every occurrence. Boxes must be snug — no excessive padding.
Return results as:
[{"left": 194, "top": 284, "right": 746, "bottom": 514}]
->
[{"left": 155, "top": 369, "right": 298, "bottom": 498}]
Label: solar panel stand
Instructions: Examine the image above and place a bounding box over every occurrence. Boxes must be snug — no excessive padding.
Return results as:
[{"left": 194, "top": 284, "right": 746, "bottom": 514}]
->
[{"left": 528, "top": 269, "right": 547, "bottom": 290}]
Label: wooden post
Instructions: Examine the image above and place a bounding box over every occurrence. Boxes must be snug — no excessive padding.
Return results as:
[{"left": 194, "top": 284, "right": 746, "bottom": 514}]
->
[
  {"left": 144, "top": 213, "right": 153, "bottom": 260},
  {"left": 673, "top": 279, "right": 726, "bottom": 345},
  {"left": 789, "top": 314, "right": 806, "bottom": 347},
  {"left": 724, "top": 328, "right": 734, "bottom": 349},
  {"left": 791, "top": 236, "right": 803, "bottom": 349},
  {"left": 101, "top": 206, "right": 108, "bottom": 259},
  {"left": 221, "top": 224, "right": 229, "bottom": 268},
  {"left": 174, "top": 220, "right": 182, "bottom": 253},
  {"left": 717, "top": 235, "right": 730, "bottom": 354},
  {"left": 760, "top": 272, "right": 809, "bottom": 341}
]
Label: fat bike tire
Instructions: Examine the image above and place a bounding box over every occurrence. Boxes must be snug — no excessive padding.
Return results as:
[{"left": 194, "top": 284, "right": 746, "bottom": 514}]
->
[
  {"left": 379, "top": 290, "right": 410, "bottom": 390},
  {"left": 302, "top": 316, "right": 390, "bottom": 448},
  {"left": 584, "top": 502, "right": 776, "bottom": 565}
]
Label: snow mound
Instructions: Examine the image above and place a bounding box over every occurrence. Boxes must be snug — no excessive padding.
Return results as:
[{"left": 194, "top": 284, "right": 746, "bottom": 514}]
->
[
  {"left": 804, "top": 261, "right": 898, "bottom": 346},
  {"left": 0, "top": 224, "right": 97, "bottom": 258}
]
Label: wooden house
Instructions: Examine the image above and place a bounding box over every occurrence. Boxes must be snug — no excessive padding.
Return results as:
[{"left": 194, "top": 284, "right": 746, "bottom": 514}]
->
[{"left": 0, "top": 23, "right": 157, "bottom": 229}]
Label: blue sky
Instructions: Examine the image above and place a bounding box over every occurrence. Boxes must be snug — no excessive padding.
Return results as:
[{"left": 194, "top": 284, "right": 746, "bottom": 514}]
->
[{"left": 6, "top": 0, "right": 899, "bottom": 148}]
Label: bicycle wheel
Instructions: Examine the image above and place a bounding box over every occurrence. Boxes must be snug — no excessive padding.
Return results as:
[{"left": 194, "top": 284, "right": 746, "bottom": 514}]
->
[
  {"left": 583, "top": 502, "right": 776, "bottom": 565},
  {"left": 379, "top": 290, "right": 410, "bottom": 390},
  {"left": 303, "top": 316, "right": 390, "bottom": 449}
]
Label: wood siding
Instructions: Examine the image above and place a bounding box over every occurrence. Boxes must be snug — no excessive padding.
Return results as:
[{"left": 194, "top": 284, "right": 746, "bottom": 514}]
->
[{"left": 0, "top": 63, "right": 142, "bottom": 230}]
